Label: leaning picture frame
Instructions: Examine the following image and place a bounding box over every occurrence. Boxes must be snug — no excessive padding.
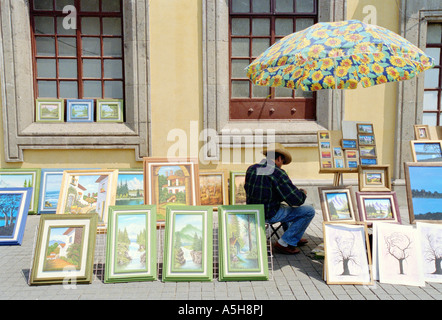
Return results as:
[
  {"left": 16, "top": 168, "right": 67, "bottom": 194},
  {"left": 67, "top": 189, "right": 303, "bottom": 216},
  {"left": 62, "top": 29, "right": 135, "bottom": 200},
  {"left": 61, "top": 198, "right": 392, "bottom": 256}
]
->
[
  {"left": 323, "top": 222, "right": 373, "bottom": 285},
  {"left": 143, "top": 157, "right": 200, "bottom": 224},
  {"left": 414, "top": 124, "right": 431, "bottom": 140},
  {"left": 105, "top": 205, "right": 157, "bottom": 283},
  {"left": 0, "top": 188, "right": 32, "bottom": 245},
  {"left": 358, "top": 165, "right": 391, "bottom": 192},
  {"left": 318, "top": 186, "right": 358, "bottom": 222},
  {"left": 229, "top": 171, "right": 247, "bottom": 205},
  {"left": 115, "top": 169, "right": 144, "bottom": 206},
  {"left": 199, "top": 170, "right": 228, "bottom": 209},
  {"left": 56, "top": 169, "right": 119, "bottom": 230},
  {"left": 66, "top": 99, "right": 94, "bottom": 122},
  {"left": 96, "top": 99, "right": 124, "bottom": 122},
  {"left": 0, "top": 169, "right": 41, "bottom": 214},
  {"left": 410, "top": 140, "right": 442, "bottom": 162},
  {"left": 218, "top": 204, "right": 269, "bottom": 281},
  {"left": 29, "top": 213, "right": 98, "bottom": 285},
  {"left": 35, "top": 99, "right": 64, "bottom": 122},
  {"left": 355, "top": 191, "right": 402, "bottom": 225},
  {"left": 404, "top": 162, "right": 442, "bottom": 224},
  {"left": 162, "top": 205, "right": 213, "bottom": 282}
]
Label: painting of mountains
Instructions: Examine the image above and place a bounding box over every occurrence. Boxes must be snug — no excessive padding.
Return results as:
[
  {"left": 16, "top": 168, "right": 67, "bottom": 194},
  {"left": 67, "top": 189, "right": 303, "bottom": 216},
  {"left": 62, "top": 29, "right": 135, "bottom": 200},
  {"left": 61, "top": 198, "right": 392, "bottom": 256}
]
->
[
  {"left": 172, "top": 214, "right": 203, "bottom": 272},
  {"left": 325, "top": 192, "right": 353, "bottom": 221}
]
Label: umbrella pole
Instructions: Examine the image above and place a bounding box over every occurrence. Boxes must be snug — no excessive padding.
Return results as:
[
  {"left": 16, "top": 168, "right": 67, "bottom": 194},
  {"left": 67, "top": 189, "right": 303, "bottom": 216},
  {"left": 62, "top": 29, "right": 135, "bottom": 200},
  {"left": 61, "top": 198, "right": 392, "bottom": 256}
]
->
[{"left": 333, "top": 57, "right": 341, "bottom": 131}]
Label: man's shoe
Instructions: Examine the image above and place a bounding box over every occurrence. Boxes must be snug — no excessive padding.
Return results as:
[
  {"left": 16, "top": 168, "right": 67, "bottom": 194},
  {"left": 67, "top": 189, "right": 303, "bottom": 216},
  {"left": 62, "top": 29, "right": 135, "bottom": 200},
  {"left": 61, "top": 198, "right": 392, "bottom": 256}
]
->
[
  {"left": 273, "top": 241, "right": 300, "bottom": 254},
  {"left": 297, "top": 238, "right": 308, "bottom": 246}
]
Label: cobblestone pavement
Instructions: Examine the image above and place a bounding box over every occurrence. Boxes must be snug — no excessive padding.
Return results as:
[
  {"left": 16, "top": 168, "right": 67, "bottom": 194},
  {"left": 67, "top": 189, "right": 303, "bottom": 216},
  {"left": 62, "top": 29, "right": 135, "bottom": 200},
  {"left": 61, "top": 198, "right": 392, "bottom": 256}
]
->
[{"left": 0, "top": 210, "right": 441, "bottom": 301}]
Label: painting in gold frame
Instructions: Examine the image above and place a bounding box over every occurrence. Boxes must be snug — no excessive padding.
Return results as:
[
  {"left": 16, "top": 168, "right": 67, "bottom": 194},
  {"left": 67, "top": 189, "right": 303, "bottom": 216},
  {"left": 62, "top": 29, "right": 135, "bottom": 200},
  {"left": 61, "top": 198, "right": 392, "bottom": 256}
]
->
[
  {"left": 199, "top": 170, "right": 228, "bottom": 209},
  {"left": 358, "top": 165, "right": 391, "bottom": 192}
]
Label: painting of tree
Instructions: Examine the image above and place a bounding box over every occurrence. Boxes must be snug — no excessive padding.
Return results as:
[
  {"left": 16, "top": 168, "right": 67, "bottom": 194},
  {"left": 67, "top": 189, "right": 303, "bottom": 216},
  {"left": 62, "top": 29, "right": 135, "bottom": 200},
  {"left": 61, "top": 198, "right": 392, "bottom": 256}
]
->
[
  {"left": 384, "top": 232, "right": 412, "bottom": 275},
  {"left": 417, "top": 222, "right": 442, "bottom": 283},
  {"left": 0, "top": 193, "right": 22, "bottom": 237}
]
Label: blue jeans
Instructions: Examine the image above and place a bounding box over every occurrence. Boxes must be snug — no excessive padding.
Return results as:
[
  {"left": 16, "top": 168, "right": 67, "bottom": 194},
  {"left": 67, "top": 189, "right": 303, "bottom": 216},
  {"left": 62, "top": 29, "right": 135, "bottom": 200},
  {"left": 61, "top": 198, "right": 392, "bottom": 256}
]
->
[{"left": 267, "top": 204, "right": 315, "bottom": 247}]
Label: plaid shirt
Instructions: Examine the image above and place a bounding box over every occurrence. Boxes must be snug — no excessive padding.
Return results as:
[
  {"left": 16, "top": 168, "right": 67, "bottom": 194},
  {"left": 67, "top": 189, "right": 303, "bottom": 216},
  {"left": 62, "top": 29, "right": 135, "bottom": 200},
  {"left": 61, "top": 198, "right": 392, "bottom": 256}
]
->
[{"left": 244, "top": 159, "right": 307, "bottom": 219}]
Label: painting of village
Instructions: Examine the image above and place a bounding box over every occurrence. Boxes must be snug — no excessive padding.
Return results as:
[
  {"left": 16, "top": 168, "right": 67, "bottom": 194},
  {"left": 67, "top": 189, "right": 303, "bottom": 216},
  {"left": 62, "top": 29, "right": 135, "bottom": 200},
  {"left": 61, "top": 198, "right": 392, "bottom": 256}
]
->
[
  {"left": 116, "top": 171, "right": 144, "bottom": 206},
  {"left": 171, "top": 213, "right": 204, "bottom": 272},
  {"left": 114, "top": 214, "right": 148, "bottom": 273},
  {"left": 43, "top": 226, "right": 84, "bottom": 272},
  {"left": 227, "top": 213, "right": 259, "bottom": 271},
  {"left": 199, "top": 173, "right": 224, "bottom": 206}
]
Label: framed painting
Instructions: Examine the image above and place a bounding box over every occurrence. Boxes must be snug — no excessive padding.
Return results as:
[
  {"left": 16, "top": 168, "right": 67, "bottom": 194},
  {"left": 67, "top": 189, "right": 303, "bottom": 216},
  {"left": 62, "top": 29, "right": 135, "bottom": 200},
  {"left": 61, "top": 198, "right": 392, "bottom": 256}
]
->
[
  {"left": 404, "top": 162, "right": 442, "bottom": 223},
  {"left": 360, "top": 157, "right": 377, "bottom": 165},
  {"left": 374, "top": 222, "right": 424, "bottom": 287},
  {"left": 143, "top": 157, "right": 200, "bottom": 224},
  {"left": 410, "top": 140, "right": 442, "bottom": 162},
  {"left": 96, "top": 99, "right": 124, "bottom": 122},
  {"left": 416, "top": 222, "right": 442, "bottom": 283},
  {"left": 199, "top": 170, "right": 228, "bottom": 209},
  {"left": 358, "top": 165, "right": 391, "bottom": 192},
  {"left": 320, "top": 141, "right": 331, "bottom": 149},
  {"left": 341, "top": 139, "right": 357, "bottom": 150},
  {"left": 66, "top": 99, "right": 94, "bottom": 122},
  {"left": 318, "top": 186, "right": 357, "bottom": 222},
  {"left": 356, "top": 123, "right": 374, "bottom": 134},
  {"left": 0, "top": 188, "right": 32, "bottom": 245},
  {"left": 218, "top": 205, "right": 269, "bottom": 281},
  {"left": 29, "top": 214, "right": 98, "bottom": 285},
  {"left": 116, "top": 169, "right": 144, "bottom": 206},
  {"left": 39, "top": 169, "right": 65, "bottom": 214},
  {"left": 0, "top": 169, "right": 41, "bottom": 214},
  {"left": 105, "top": 205, "right": 157, "bottom": 283},
  {"left": 318, "top": 131, "right": 330, "bottom": 140},
  {"left": 162, "top": 206, "right": 213, "bottom": 282},
  {"left": 323, "top": 222, "right": 372, "bottom": 285},
  {"left": 355, "top": 191, "right": 401, "bottom": 225},
  {"left": 56, "top": 169, "right": 119, "bottom": 229},
  {"left": 414, "top": 124, "right": 431, "bottom": 140},
  {"left": 359, "top": 145, "right": 377, "bottom": 158},
  {"left": 229, "top": 171, "right": 246, "bottom": 205},
  {"left": 358, "top": 134, "right": 375, "bottom": 146},
  {"left": 35, "top": 99, "right": 64, "bottom": 122}
]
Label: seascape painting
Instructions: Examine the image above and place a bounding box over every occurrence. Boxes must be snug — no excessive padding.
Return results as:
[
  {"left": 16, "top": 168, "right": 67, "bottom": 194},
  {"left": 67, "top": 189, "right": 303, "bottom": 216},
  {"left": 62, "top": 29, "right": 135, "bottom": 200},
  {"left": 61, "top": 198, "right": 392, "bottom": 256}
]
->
[
  {"left": 406, "top": 164, "right": 442, "bottom": 222},
  {"left": 39, "top": 170, "right": 63, "bottom": 213},
  {"left": 0, "top": 170, "right": 39, "bottom": 213},
  {"left": 412, "top": 142, "right": 442, "bottom": 162}
]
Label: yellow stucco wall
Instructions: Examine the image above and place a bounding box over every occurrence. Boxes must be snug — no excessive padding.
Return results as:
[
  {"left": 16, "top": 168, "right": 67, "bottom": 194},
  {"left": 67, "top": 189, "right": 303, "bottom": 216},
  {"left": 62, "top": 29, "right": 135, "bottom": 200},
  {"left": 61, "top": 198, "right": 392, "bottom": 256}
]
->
[{"left": 0, "top": 0, "right": 400, "bottom": 183}]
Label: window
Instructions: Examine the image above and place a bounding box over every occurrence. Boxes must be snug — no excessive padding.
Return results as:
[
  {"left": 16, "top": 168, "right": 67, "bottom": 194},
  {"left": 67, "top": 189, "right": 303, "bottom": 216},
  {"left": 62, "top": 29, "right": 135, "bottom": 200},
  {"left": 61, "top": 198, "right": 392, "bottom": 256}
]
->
[
  {"left": 30, "top": 0, "right": 124, "bottom": 120},
  {"left": 229, "top": 0, "right": 317, "bottom": 120},
  {"left": 423, "top": 23, "right": 442, "bottom": 126}
]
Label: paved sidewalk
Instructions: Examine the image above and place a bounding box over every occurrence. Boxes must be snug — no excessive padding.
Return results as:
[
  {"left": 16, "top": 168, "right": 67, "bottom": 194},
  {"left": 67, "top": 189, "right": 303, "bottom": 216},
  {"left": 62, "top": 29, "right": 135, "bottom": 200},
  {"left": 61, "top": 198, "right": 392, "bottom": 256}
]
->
[{"left": 0, "top": 209, "right": 441, "bottom": 301}]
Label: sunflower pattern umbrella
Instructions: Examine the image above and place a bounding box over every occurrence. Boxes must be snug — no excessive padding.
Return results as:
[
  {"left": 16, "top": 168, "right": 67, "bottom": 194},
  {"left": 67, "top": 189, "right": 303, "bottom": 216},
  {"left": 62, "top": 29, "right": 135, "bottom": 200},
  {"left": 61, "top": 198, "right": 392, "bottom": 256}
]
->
[{"left": 246, "top": 20, "right": 435, "bottom": 91}]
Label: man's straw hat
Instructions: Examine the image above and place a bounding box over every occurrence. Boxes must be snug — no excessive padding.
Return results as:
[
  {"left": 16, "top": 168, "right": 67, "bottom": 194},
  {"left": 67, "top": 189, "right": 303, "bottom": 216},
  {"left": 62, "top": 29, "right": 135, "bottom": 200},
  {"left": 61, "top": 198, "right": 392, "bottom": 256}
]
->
[{"left": 262, "top": 142, "right": 292, "bottom": 165}]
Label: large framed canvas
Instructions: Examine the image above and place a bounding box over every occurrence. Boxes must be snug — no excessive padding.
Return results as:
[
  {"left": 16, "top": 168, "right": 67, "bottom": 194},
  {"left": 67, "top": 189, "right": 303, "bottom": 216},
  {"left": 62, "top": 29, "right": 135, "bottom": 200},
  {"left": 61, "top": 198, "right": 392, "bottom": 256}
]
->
[
  {"left": 29, "top": 213, "right": 98, "bottom": 285},
  {"left": 143, "top": 157, "right": 200, "bottom": 224},
  {"left": 355, "top": 191, "right": 402, "bottom": 225},
  {"left": 218, "top": 205, "right": 269, "bottom": 281},
  {"left": 323, "top": 222, "right": 372, "bottom": 285},
  {"left": 0, "top": 169, "right": 41, "bottom": 214},
  {"left": 417, "top": 222, "right": 442, "bottom": 283},
  {"left": 358, "top": 165, "right": 391, "bottom": 192},
  {"left": 0, "top": 188, "right": 32, "bottom": 245},
  {"left": 404, "top": 162, "right": 442, "bottom": 223},
  {"left": 66, "top": 99, "right": 94, "bottom": 122},
  {"left": 162, "top": 206, "right": 213, "bottom": 282},
  {"left": 96, "top": 99, "right": 124, "bottom": 122},
  {"left": 116, "top": 169, "right": 144, "bottom": 206},
  {"left": 35, "top": 99, "right": 64, "bottom": 122},
  {"left": 105, "top": 205, "right": 157, "bottom": 283},
  {"left": 229, "top": 171, "right": 246, "bottom": 205},
  {"left": 56, "top": 169, "right": 119, "bottom": 229},
  {"left": 199, "top": 170, "right": 228, "bottom": 209},
  {"left": 374, "top": 222, "right": 424, "bottom": 287},
  {"left": 410, "top": 140, "right": 442, "bottom": 162},
  {"left": 318, "top": 186, "right": 357, "bottom": 222}
]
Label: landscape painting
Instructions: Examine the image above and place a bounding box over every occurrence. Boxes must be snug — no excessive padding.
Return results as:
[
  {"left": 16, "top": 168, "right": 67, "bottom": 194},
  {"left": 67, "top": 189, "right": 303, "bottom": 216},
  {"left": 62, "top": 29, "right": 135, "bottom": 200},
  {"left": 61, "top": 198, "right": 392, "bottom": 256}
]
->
[
  {"left": 36, "top": 99, "right": 64, "bottom": 122},
  {"left": 162, "top": 206, "right": 212, "bottom": 281},
  {"left": 0, "top": 188, "right": 32, "bottom": 245},
  {"left": 105, "top": 205, "right": 157, "bottom": 283},
  {"left": 411, "top": 141, "right": 442, "bottom": 162},
  {"left": 97, "top": 99, "right": 123, "bottom": 122},
  {"left": 356, "top": 192, "right": 401, "bottom": 224},
  {"left": 0, "top": 169, "right": 40, "bottom": 214},
  {"left": 199, "top": 171, "right": 227, "bottom": 207},
  {"left": 230, "top": 172, "right": 246, "bottom": 205},
  {"left": 67, "top": 99, "right": 94, "bottom": 122},
  {"left": 319, "top": 187, "right": 356, "bottom": 222},
  {"left": 116, "top": 170, "right": 144, "bottom": 206},
  {"left": 405, "top": 163, "right": 442, "bottom": 223}
]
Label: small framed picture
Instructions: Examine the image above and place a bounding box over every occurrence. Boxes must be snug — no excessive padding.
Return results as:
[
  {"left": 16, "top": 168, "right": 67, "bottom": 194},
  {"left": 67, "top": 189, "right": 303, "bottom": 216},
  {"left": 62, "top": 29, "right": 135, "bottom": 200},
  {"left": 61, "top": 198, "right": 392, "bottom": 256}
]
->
[
  {"left": 359, "top": 145, "right": 377, "bottom": 158},
  {"left": 356, "top": 191, "right": 401, "bottom": 225},
  {"left": 318, "top": 131, "right": 330, "bottom": 140},
  {"left": 410, "top": 140, "right": 442, "bottom": 162},
  {"left": 66, "top": 99, "right": 94, "bottom": 122},
  {"left": 346, "top": 160, "right": 359, "bottom": 168},
  {"left": 345, "top": 150, "right": 358, "bottom": 159},
  {"left": 229, "top": 171, "right": 246, "bottom": 205},
  {"left": 357, "top": 123, "right": 374, "bottom": 134},
  {"left": 334, "top": 158, "right": 344, "bottom": 168},
  {"left": 318, "top": 186, "right": 357, "bottom": 222},
  {"left": 321, "top": 160, "right": 333, "bottom": 169},
  {"left": 360, "top": 158, "right": 377, "bottom": 165},
  {"left": 96, "top": 99, "right": 124, "bottom": 122},
  {"left": 321, "top": 151, "right": 332, "bottom": 159},
  {"left": 358, "top": 165, "right": 391, "bottom": 192},
  {"left": 320, "top": 141, "right": 331, "bottom": 149},
  {"left": 414, "top": 124, "right": 431, "bottom": 140},
  {"left": 199, "top": 170, "right": 228, "bottom": 209},
  {"left": 358, "top": 134, "right": 375, "bottom": 146},
  {"left": 333, "top": 147, "right": 343, "bottom": 157},
  {"left": 35, "top": 99, "right": 64, "bottom": 122},
  {"left": 341, "top": 139, "right": 357, "bottom": 150}
]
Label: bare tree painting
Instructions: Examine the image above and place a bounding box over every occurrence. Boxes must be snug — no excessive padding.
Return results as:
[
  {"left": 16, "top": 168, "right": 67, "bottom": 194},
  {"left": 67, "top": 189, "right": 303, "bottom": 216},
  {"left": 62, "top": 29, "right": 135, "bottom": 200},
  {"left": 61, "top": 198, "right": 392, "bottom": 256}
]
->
[
  {"left": 384, "top": 232, "right": 412, "bottom": 275},
  {"left": 333, "top": 231, "right": 358, "bottom": 276},
  {"left": 417, "top": 222, "right": 442, "bottom": 283}
]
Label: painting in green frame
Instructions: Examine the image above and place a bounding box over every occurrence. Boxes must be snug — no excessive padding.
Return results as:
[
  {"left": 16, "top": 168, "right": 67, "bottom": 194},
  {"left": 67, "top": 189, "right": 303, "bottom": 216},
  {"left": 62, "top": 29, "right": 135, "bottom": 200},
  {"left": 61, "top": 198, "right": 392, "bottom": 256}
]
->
[
  {"left": 218, "top": 205, "right": 269, "bottom": 281},
  {"left": 96, "top": 99, "right": 124, "bottom": 122},
  {"left": 105, "top": 205, "right": 157, "bottom": 283},
  {"left": 162, "top": 206, "right": 213, "bottom": 282}
]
